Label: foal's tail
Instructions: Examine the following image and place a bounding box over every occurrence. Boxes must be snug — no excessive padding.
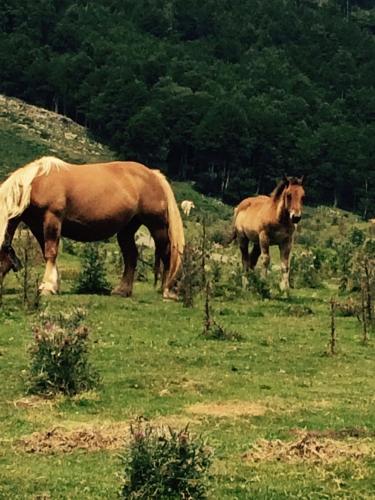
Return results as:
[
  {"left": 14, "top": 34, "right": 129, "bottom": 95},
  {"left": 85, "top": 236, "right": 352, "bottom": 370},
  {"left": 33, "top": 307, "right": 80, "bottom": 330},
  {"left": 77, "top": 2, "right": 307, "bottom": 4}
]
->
[
  {"left": 154, "top": 171, "right": 185, "bottom": 290},
  {"left": 0, "top": 156, "right": 67, "bottom": 248},
  {"left": 225, "top": 205, "right": 241, "bottom": 246}
]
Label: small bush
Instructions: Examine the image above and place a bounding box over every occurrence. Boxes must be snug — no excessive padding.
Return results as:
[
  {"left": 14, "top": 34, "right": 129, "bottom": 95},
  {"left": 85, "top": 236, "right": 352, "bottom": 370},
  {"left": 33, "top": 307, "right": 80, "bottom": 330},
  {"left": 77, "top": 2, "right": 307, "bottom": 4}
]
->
[
  {"left": 178, "top": 243, "right": 204, "bottom": 307},
  {"left": 62, "top": 238, "right": 79, "bottom": 255},
  {"left": 121, "top": 422, "right": 212, "bottom": 499},
  {"left": 74, "top": 243, "right": 111, "bottom": 294},
  {"left": 202, "top": 281, "right": 243, "bottom": 341},
  {"left": 245, "top": 270, "right": 271, "bottom": 299},
  {"left": 290, "top": 250, "right": 322, "bottom": 289},
  {"left": 27, "top": 308, "right": 100, "bottom": 396},
  {"left": 13, "top": 229, "right": 42, "bottom": 310}
]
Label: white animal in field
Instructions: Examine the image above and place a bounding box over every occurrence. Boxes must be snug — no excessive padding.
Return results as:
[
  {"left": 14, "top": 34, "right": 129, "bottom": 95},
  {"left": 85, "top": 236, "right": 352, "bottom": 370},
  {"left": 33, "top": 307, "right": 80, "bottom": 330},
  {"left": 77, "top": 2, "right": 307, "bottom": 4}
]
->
[{"left": 181, "top": 200, "right": 195, "bottom": 216}]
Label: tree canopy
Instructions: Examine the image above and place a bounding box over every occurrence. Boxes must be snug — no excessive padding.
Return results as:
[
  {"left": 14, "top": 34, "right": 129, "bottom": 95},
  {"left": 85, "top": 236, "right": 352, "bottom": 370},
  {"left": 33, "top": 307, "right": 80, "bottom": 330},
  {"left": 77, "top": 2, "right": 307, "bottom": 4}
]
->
[{"left": 1, "top": 0, "right": 374, "bottom": 213}]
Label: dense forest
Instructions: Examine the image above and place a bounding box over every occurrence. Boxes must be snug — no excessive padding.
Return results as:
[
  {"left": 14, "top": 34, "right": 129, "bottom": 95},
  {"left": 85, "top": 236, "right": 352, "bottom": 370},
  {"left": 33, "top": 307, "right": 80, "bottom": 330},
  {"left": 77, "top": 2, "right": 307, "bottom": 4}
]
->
[{"left": 1, "top": 0, "right": 375, "bottom": 214}]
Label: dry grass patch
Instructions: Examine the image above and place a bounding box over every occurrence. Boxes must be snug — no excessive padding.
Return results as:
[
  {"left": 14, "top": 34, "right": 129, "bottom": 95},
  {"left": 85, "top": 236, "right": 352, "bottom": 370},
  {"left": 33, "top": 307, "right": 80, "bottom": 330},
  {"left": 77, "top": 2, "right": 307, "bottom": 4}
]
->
[
  {"left": 13, "top": 396, "right": 55, "bottom": 409},
  {"left": 16, "top": 422, "right": 130, "bottom": 454},
  {"left": 16, "top": 415, "right": 202, "bottom": 454},
  {"left": 152, "top": 414, "right": 201, "bottom": 429},
  {"left": 243, "top": 434, "right": 375, "bottom": 464},
  {"left": 186, "top": 401, "right": 267, "bottom": 418}
]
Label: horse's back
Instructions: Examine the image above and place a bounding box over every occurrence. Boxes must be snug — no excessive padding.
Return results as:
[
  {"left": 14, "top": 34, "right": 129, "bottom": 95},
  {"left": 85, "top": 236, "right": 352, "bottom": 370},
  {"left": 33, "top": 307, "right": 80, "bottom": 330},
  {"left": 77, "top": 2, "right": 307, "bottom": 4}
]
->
[
  {"left": 31, "top": 161, "right": 165, "bottom": 214},
  {"left": 234, "top": 194, "right": 275, "bottom": 239},
  {"left": 28, "top": 161, "right": 169, "bottom": 242}
]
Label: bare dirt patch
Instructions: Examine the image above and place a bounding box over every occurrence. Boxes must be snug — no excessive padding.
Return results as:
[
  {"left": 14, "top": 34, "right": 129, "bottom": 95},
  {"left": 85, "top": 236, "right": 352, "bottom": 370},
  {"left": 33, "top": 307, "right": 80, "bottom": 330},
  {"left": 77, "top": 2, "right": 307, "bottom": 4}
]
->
[
  {"left": 186, "top": 401, "right": 267, "bottom": 418},
  {"left": 242, "top": 434, "right": 375, "bottom": 463}
]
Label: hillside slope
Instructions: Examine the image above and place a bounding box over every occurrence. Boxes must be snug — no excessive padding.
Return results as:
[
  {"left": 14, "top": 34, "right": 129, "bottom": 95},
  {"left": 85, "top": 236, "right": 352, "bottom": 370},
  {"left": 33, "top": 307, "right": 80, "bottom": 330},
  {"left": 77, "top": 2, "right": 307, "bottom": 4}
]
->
[{"left": 0, "top": 94, "right": 114, "bottom": 178}]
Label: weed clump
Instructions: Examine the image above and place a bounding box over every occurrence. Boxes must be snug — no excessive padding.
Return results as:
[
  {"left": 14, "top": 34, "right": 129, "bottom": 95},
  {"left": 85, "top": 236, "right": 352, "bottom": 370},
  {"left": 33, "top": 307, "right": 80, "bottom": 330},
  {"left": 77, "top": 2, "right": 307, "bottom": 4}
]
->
[
  {"left": 13, "top": 229, "right": 42, "bottom": 310},
  {"left": 121, "top": 422, "right": 212, "bottom": 499},
  {"left": 74, "top": 243, "right": 111, "bottom": 294},
  {"left": 202, "top": 282, "right": 243, "bottom": 341},
  {"left": 179, "top": 243, "right": 204, "bottom": 307},
  {"left": 27, "top": 308, "right": 100, "bottom": 396}
]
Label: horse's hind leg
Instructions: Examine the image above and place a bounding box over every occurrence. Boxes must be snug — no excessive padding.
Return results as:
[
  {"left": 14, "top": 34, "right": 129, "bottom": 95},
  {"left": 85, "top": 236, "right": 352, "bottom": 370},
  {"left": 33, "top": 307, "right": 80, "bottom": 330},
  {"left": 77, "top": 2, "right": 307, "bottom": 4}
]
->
[
  {"left": 39, "top": 211, "right": 61, "bottom": 295},
  {"left": 238, "top": 234, "right": 250, "bottom": 271},
  {"left": 113, "top": 220, "right": 141, "bottom": 297},
  {"left": 148, "top": 224, "right": 176, "bottom": 299},
  {"left": 259, "top": 231, "right": 270, "bottom": 278}
]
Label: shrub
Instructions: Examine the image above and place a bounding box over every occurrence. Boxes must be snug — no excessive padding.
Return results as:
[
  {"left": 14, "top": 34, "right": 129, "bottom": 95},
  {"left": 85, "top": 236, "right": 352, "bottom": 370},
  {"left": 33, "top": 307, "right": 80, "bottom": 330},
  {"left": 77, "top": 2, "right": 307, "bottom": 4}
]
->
[
  {"left": 121, "top": 422, "right": 212, "bottom": 499},
  {"left": 74, "top": 243, "right": 111, "bottom": 294},
  {"left": 62, "top": 238, "right": 79, "bottom": 255},
  {"left": 290, "top": 250, "right": 322, "bottom": 289},
  {"left": 178, "top": 243, "right": 205, "bottom": 307},
  {"left": 13, "top": 229, "right": 42, "bottom": 310},
  {"left": 27, "top": 308, "right": 100, "bottom": 396},
  {"left": 202, "top": 281, "right": 243, "bottom": 341},
  {"left": 246, "top": 269, "right": 271, "bottom": 298}
]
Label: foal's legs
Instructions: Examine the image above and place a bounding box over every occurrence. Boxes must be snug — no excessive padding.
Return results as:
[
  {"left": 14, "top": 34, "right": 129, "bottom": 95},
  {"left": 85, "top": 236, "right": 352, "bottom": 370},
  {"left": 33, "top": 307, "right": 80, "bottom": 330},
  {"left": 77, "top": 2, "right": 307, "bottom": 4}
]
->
[
  {"left": 238, "top": 234, "right": 250, "bottom": 271},
  {"left": 249, "top": 243, "right": 261, "bottom": 269},
  {"left": 259, "top": 231, "right": 270, "bottom": 278},
  {"left": 39, "top": 211, "right": 61, "bottom": 294},
  {"left": 113, "top": 220, "right": 141, "bottom": 297},
  {"left": 279, "top": 240, "right": 292, "bottom": 291}
]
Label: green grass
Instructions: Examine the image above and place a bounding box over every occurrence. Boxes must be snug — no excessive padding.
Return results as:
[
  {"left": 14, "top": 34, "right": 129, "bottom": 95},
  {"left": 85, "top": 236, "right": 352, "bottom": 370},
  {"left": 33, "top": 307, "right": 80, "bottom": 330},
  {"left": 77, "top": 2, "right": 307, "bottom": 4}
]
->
[{"left": 0, "top": 273, "right": 374, "bottom": 498}]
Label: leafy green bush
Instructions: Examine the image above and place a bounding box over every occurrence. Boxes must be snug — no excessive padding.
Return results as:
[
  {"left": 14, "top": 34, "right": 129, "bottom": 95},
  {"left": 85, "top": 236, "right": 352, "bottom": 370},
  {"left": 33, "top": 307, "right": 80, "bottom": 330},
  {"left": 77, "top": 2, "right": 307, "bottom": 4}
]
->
[
  {"left": 62, "top": 238, "right": 79, "bottom": 255},
  {"left": 290, "top": 250, "right": 322, "bottom": 289},
  {"left": 74, "top": 243, "right": 111, "bottom": 294},
  {"left": 27, "top": 308, "right": 100, "bottom": 396},
  {"left": 246, "top": 269, "right": 271, "bottom": 299},
  {"left": 121, "top": 422, "right": 212, "bottom": 499}
]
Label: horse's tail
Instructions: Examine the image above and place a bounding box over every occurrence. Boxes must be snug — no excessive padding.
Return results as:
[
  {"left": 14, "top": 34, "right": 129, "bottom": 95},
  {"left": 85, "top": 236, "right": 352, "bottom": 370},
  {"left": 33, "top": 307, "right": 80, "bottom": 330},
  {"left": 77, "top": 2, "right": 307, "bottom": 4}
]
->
[
  {"left": 226, "top": 226, "right": 237, "bottom": 246},
  {"left": 0, "top": 156, "right": 67, "bottom": 248},
  {"left": 225, "top": 205, "right": 241, "bottom": 246},
  {"left": 154, "top": 171, "right": 185, "bottom": 290}
]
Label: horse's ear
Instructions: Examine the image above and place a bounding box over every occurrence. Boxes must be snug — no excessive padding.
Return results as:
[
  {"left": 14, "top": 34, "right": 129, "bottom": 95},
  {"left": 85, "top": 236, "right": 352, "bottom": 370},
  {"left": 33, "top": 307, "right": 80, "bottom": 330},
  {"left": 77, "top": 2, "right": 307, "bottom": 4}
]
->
[
  {"left": 299, "top": 175, "right": 305, "bottom": 185},
  {"left": 283, "top": 173, "right": 289, "bottom": 185}
]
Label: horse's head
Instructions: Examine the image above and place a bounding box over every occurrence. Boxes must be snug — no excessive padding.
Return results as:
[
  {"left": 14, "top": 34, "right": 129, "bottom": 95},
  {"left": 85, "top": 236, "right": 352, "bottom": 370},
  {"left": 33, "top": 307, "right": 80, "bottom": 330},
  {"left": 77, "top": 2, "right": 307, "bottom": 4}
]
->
[
  {"left": 282, "top": 175, "right": 305, "bottom": 224},
  {"left": 0, "top": 239, "right": 22, "bottom": 279}
]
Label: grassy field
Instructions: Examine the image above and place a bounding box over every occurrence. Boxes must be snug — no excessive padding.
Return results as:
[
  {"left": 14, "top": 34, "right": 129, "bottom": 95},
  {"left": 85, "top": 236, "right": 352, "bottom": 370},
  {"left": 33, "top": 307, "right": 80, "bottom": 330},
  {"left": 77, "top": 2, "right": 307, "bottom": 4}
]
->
[
  {"left": 0, "top": 95, "right": 374, "bottom": 498},
  {"left": 0, "top": 231, "right": 374, "bottom": 499}
]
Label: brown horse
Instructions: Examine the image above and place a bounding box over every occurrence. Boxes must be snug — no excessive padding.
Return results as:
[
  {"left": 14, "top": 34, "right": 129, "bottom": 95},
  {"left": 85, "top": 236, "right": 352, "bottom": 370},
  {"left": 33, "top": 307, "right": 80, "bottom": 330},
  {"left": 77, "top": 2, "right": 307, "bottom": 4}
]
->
[
  {"left": 0, "top": 157, "right": 184, "bottom": 298},
  {"left": 231, "top": 176, "right": 305, "bottom": 290}
]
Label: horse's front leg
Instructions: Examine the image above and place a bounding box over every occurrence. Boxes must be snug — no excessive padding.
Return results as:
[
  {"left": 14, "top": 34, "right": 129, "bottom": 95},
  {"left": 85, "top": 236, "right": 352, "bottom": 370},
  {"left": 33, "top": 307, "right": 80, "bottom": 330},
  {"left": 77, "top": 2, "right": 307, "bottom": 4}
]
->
[
  {"left": 279, "top": 240, "right": 292, "bottom": 292},
  {"left": 39, "top": 211, "right": 61, "bottom": 295},
  {"left": 259, "top": 231, "right": 270, "bottom": 278}
]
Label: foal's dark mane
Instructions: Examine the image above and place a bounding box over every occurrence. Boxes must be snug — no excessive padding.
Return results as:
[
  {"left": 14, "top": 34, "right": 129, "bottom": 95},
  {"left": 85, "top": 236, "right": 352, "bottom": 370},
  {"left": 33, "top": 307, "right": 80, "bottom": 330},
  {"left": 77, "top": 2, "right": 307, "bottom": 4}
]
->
[{"left": 271, "top": 176, "right": 303, "bottom": 200}]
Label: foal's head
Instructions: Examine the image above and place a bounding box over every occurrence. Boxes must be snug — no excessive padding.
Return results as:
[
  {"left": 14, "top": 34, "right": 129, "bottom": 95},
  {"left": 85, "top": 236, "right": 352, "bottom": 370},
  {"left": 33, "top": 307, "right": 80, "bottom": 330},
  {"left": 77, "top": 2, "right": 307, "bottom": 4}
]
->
[{"left": 282, "top": 176, "right": 305, "bottom": 223}]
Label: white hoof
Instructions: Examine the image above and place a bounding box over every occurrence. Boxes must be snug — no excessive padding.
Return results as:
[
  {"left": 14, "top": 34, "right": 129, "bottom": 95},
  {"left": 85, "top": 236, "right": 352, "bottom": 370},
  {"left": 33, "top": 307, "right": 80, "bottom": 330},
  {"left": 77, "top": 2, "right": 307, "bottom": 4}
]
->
[
  {"left": 39, "top": 283, "right": 58, "bottom": 295},
  {"left": 162, "top": 289, "right": 178, "bottom": 301}
]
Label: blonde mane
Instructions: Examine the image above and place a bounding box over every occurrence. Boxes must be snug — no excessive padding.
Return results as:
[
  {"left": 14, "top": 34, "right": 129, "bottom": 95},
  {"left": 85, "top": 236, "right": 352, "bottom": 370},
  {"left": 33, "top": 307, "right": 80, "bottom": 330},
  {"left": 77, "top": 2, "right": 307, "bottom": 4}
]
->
[
  {"left": 153, "top": 170, "right": 185, "bottom": 289},
  {"left": 0, "top": 156, "right": 68, "bottom": 247}
]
